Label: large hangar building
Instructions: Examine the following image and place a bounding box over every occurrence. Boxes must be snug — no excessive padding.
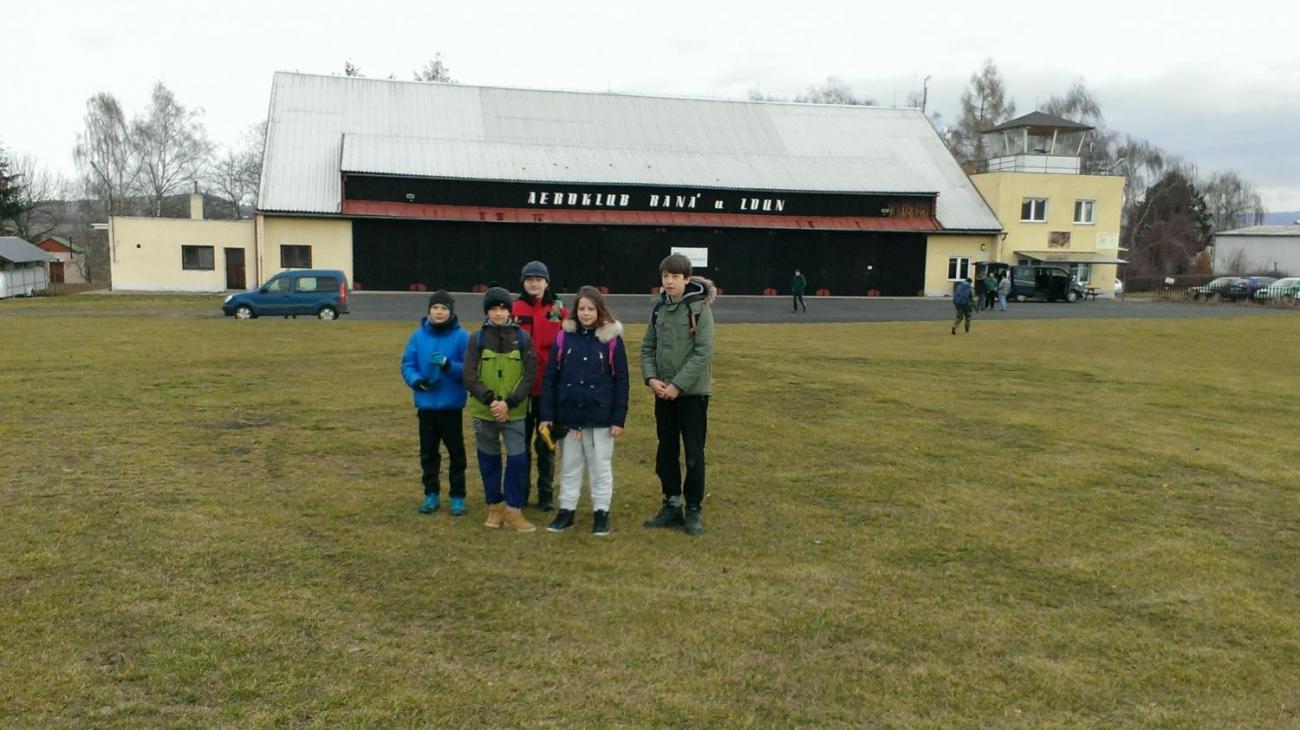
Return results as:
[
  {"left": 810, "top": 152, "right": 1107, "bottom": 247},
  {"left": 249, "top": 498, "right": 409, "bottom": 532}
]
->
[{"left": 253, "top": 72, "right": 1001, "bottom": 296}]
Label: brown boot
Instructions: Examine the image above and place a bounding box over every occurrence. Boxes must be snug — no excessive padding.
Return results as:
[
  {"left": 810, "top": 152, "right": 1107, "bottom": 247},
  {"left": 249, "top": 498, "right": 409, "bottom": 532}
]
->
[
  {"left": 483, "top": 502, "right": 506, "bottom": 529},
  {"left": 501, "top": 507, "right": 536, "bottom": 533}
]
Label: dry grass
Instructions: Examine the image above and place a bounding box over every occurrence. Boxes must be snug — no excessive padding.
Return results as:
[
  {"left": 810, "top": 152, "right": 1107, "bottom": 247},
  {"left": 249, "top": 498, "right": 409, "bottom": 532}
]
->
[{"left": 1, "top": 298, "right": 1297, "bottom": 727}]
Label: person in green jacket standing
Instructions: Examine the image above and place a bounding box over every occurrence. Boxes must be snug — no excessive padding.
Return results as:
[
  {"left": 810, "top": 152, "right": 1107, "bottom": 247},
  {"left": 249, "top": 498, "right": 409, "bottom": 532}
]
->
[
  {"left": 791, "top": 268, "right": 807, "bottom": 312},
  {"left": 641, "top": 253, "right": 717, "bottom": 536}
]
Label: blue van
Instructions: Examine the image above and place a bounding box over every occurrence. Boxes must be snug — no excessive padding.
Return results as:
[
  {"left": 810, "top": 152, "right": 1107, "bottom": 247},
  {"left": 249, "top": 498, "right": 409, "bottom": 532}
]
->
[{"left": 222, "top": 269, "right": 350, "bottom": 320}]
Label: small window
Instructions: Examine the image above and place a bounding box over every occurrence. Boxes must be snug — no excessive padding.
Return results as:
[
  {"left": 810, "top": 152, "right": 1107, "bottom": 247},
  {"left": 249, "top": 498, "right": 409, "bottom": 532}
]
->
[
  {"left": 281, "top": 245, "right": 312, "bottom": 269},
  {"left": 1074, "top": 200, "right": 1095, "bottom": 224},
  {"left": 1070, "top": 263, "right": 1092, "bottom": 284},
  {"left": 182, "top": 245, "right": 215, "bottom": 270},
  {"left": 947, "top": 256, "right": 971, "bottom": 281},
  {"left": 1021, "top": 198, "right": 1048, "bottom": 222},
  {"left": 295, "top": 276, "right": 337, "bottom": 293},
  {"left": 1049, "top": 231, "right": 1071, "bottom": 248}
]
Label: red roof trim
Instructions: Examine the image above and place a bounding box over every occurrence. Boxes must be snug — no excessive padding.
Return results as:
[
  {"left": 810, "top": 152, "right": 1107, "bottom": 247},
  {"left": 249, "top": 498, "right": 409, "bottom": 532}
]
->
[{"left": 341, "top": 200, "right": 940, "bottom": 232}]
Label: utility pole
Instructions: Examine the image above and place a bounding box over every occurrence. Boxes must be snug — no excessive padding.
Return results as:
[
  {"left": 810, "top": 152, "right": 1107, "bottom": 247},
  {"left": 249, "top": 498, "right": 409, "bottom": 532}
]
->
[{"left": 922, "top": 75, "right": 930, "bottom": 114}]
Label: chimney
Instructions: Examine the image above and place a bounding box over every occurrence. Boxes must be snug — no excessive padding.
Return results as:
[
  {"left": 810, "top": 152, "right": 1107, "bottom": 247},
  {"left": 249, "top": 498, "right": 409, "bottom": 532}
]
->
[{"left": 189, "top": 192, "right": 204, "bottom": 220}]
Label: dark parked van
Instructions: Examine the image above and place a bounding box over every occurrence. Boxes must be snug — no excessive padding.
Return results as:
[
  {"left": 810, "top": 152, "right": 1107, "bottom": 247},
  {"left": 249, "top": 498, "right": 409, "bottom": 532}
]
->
[
  {"left": 1010, "top": 265, "right": 1085, "bottom": 303},
  {"left": 222, "top": 269, "right": 350, "bottom": 320}
]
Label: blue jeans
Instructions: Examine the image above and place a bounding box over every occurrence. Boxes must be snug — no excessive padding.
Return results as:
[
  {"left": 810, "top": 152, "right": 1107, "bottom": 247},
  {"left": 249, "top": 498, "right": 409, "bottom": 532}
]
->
[{"left": 997, "top": 293, "right": 1008, "bottom": 311}]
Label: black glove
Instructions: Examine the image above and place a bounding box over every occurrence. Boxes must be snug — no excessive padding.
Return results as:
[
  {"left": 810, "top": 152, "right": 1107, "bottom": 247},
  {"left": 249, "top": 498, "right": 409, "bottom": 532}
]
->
[
  {"left": 439, "top": 359, "right": 451, "bottom": 372},
  {"left": 413, "top": 379, "right": 430, "bottom": 391}
]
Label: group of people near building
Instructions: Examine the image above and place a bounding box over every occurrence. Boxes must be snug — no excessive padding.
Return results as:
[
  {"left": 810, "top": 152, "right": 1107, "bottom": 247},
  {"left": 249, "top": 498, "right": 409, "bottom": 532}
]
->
[{"left": 399, "top": 255, "right": 716, "bottom": 537}]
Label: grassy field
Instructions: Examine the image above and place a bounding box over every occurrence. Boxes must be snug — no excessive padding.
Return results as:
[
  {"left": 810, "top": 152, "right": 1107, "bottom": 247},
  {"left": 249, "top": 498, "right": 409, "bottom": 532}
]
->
[{"left": 2, "top": 296, "right": 1298, "bottom": 727}]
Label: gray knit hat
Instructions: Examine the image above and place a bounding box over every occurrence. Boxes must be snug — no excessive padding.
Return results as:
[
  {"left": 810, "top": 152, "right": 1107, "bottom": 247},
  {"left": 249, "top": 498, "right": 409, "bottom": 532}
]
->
[{"left": 427, "top": 289, "right": 454, "bottom": 312}]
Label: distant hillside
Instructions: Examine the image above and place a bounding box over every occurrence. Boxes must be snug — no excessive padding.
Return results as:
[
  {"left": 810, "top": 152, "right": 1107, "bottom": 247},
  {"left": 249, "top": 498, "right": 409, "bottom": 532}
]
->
[{"left": 1263, "top": 211, "right": 1300, "bottom": 225}]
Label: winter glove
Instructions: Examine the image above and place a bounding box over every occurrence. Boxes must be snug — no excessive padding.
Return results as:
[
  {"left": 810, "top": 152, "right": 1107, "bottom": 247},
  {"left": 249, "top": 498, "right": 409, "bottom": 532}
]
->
[
  {"left": 431, "top": 352, "right": 448, "bottom": 369},
  {"left": 413, "top": 379, "right": 430, "bottom": 391}
]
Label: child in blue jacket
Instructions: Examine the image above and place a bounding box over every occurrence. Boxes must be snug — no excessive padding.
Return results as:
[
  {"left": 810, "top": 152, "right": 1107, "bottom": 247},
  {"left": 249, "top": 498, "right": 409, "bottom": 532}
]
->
[
  {"left": 539, "top": 286, "right": 629, "bottom": 536},
  {"left": 400, "top": 290, "right": 471, "bottom": 516}
]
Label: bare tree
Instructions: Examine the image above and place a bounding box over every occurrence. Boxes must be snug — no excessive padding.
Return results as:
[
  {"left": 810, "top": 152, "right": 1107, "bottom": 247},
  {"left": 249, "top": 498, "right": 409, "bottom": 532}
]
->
[
  {"left": 344, "top": 59, "right": 363, "bottom": 77},
  {"left": 133, "top": 82, "right": 213, "bottom": 217},
  {"left": 794, "top": 77, "right": 875, "bottom": 106},
  {"left": 413, "top": 54, "right": 454, "bottom": 83},
  {"left": 1201, "top": 171, "right": 1267, "bottom": 232},
  {"left": 74, "top": 93, "right": 141, "bottom": 217},
  {"left": 208, "top": 122, "right": 266, "bottom": 218},
  {"left": 8, "top": 153, "right": 66, "bottom": 240},
  {"left": 948, "top": 59, "right": 1016, "bottom": 165}
]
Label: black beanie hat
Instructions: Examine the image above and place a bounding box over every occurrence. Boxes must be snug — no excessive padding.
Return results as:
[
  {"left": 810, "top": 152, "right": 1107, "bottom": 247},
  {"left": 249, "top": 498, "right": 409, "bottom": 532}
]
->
[
  {"left": 482, "top": 286, "right": 513, "bottom": 313},
  {"left": 427, "top": 290, "right": 454, "bottom": 312},
  {"left": 521, "top": 260, "right": 550, "bottom": 282}
]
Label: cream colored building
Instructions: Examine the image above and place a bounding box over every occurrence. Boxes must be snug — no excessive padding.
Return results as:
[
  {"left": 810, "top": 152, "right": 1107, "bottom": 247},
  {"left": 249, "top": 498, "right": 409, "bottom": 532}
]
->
[
  {"left": 968, "top": 112, "right": 1127, "bottom": 296},
  {"left": 110, "top": 194, "right": 352, "bottom": 292}
]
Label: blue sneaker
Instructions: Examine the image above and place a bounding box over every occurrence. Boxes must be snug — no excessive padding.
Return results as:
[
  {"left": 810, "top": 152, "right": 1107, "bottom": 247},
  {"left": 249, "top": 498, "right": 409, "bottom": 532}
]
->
[
  {"left": 449, "top": 497, "right": 467, "bottom": 517},
  {"left": 419, "top": 494, "right": 440, "bottom": 514}
]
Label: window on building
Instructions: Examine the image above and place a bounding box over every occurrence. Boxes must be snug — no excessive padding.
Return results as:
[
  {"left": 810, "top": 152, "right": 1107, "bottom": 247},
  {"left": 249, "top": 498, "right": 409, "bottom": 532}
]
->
[
  {"left": 181, "top": 245, "right": 215, "bottom": 270},
  {"left": 1070, "top": 263, "right": 1092, "bottom": 284},
  {"left": 1049, "top": 231, "right": 1072, "bottom": 248},
  {"left": 1074, "top": 200, "right": 1095, "bottom": 224},
  {"left": 1021, "top": 198, "right": 1048, "bottom": 222},
  {"left": 281, "top": 245, "right": 312, "bottom": 269},
  {"left": 947, "top": 256, "right": 971, "bottom": 281}
]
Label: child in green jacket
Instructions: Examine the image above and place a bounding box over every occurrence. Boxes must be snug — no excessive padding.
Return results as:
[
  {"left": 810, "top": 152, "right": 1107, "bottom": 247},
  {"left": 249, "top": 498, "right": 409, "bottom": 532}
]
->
[{"left": 640, "top": 254, "right": 716, "bottom": 536}]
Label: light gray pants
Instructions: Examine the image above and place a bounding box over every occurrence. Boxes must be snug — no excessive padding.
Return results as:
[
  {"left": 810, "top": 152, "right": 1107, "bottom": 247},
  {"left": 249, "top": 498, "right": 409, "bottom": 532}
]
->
[
  {"left": 474, "top": 418, "right": 527, "bottom": 455},
  {"left": 558, "top": 427, "right": 616, "bottom": 511}
]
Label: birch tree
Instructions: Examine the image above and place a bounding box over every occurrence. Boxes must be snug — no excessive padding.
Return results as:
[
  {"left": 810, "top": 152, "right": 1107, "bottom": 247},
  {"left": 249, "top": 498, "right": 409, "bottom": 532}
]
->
[
  {"left": 73, "top": 93, "right": 141, "bottom": 217},
  {"left": 133, "top": 82, "right": 213, "bottom": 217}
]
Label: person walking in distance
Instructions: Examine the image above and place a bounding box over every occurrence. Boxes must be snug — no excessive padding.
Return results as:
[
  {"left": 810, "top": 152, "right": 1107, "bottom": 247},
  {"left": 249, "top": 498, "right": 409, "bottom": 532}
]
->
[
  {"left": 952, "top": 277, "right": 974, "bottom": 335},
  {"left": 791, "top": 268, "right": 807, "bottom": 313}
]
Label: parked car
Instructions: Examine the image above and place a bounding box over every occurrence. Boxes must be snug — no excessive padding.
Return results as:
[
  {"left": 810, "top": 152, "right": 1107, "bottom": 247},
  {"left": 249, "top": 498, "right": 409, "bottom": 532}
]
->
[
  {"left": 1010, "top": 265, "right": 1085, "bottom": 303},
  {"left": 1113, "top": 278, "right": 1124, "bottom": 295},
  {"left": 222, "top": 269, "right": 351, "bottom": 320},
  {"left": 1186, "top": 276, "right": 1243, "bottom": 301},
  {"left": 1225, "top": 276, "right": 1276, "bottom": 301},
  {"left": 1253, "top": 276, "right": 1300, "bottom": 302}
]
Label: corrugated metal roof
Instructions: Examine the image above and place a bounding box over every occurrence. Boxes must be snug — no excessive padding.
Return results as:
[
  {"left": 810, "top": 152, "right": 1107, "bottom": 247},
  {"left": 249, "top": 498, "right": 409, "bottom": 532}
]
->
[
  {"left": 0, "top": 237, "right": 57, "bottom": 264},
  {"left": 1215, "top": 225, "right": 1300, "bottom": 237},
  {"left": 259, "top": 72, "right": 1001, "bottom": 231}
]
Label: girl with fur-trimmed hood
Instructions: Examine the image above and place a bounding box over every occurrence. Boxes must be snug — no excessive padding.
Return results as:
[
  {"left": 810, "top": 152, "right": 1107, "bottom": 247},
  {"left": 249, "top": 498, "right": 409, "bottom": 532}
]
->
[{"left": 538, "top": 286, "right": 630, "bottom": 536}]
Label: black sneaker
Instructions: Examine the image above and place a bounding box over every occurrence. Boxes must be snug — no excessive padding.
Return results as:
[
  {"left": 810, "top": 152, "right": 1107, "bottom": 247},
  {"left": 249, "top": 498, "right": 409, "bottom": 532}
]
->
[
  {"left": 643, "top": 502, "right": 685, "bottom": 529},
  {"left": 683, "top": 507, "right": 703, "bottom": 536},
  {"left": 592, "top": 510, "right": 610, "bottom": 536},
  {"left": 546, "top": 509, "right": 576, "bottom": 533}
]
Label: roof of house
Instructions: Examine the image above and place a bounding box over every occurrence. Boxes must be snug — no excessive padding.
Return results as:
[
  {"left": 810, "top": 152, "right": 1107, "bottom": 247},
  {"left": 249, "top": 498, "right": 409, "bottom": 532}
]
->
[
  {"left": 983, "top": 111, "right": 1093, "bottom": 134},
  {"left": 259, "top": 72, "right": 1001, "bottom": 232},
  {"left": 39, "top": 235, "right": 84, "bottom": 253},
  {"left": 1215, "top": 225, "right": 1300, "bottom": 237},
  {"left": 0, "top": 237, "right": 58, "bottom": 264}
]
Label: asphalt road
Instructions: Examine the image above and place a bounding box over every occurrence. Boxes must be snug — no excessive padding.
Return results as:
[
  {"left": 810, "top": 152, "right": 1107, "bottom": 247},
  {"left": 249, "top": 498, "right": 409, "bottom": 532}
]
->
[{"left": 347, "top": 291, "right": 1299, "bottom": 324}]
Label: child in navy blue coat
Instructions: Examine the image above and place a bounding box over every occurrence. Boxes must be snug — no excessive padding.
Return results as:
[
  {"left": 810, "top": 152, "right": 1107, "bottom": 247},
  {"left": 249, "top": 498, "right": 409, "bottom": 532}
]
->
[
  {"left": 539, "top": 286, "right": 629, "bottom": 535},
  {"left": 400, "top": 290, "right": 471, "bottom": 516}
]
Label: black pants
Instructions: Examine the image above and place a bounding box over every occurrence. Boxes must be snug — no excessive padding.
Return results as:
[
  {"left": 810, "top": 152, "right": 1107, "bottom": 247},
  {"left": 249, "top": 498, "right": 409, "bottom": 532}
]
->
[
  {"left": 523, "top": 395, "right": 556, "bottom": 496},
  {"left": 654, "top": 395, "right": 709, "bottom": 509},
  {"left": 792, "top": 292, "right": 806, "bottom": 311},
  {"left": 418, "top": 409, "right": 467, "bottom": 497}
]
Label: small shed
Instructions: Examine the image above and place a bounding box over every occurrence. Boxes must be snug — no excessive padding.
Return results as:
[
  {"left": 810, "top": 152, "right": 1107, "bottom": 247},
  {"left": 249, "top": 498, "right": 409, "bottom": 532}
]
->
[
  {"left": 0, "top": 236, "right": 57, "bottom": 298},
  {"left": 37, "top": 235, "right": 88, "bottom": 284}
]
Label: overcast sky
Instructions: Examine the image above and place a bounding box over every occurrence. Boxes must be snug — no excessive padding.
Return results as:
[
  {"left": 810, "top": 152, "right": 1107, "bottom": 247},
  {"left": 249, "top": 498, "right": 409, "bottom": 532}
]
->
[{"left": 8, "top": 0, "right": 1299, "bottom": 211}]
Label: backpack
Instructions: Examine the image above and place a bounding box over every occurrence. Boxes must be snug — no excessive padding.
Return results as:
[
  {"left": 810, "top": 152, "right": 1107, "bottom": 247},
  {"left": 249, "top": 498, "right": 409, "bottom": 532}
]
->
[
  {"left": 954, "top": 281, "right": 972, "bottom": 307},
  {"left": 553, "top": 330, "right": 617, "bottom": 375}
]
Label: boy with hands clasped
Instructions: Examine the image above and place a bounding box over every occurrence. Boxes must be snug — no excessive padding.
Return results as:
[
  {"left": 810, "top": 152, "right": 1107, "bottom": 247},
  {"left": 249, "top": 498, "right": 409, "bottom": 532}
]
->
[{"left": 400, "top": 290, "right": 470, "bottom": 516}]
